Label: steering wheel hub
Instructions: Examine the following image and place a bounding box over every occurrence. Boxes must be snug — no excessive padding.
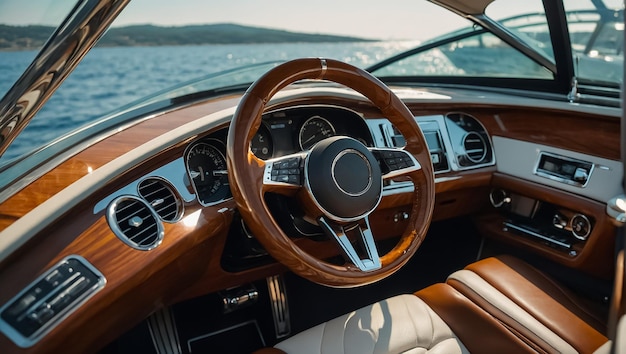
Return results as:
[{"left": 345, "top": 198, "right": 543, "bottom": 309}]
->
[
  {"left": 305, "top": 136, "right": 382, "bottom": 221},
  {"left": 332, "top": 149, "right": 372, "bottom": 196}
]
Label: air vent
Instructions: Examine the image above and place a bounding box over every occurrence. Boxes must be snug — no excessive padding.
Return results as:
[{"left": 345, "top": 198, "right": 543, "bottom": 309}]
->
[
  {"left": 107, "top": 196, "right": 164, "bottom": 251},
  {"left": 463, "top": 132, "right": 487, "bottom": 163},
  {"left": 138, "top": 178, "right": 183, "bottom": 222}
]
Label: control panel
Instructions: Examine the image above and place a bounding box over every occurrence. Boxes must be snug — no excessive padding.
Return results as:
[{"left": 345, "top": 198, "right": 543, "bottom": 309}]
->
[
  {"left": 490, "top": 189, "right": 594, "bottom": 253},
  {"left": 0, "top": 256, "right": 106, "bottom": 347}
]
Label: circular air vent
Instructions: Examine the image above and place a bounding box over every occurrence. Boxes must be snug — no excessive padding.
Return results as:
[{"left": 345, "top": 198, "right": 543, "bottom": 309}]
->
[
  {"left": 571, "top": 214, "right": 592, "bottom": 241},
  {"left": 107, "top": 195, "right": 164, "bottom": 251},
  {"left": 138, "top": 178, "right": 183, "bottom": 222},
  {"left": 463, "top": 132, "right": 487, "bottom": 163}
]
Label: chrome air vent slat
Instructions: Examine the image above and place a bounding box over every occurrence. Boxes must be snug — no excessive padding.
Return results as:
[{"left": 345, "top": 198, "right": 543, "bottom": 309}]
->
[
  {"left": 463, "top": 132, "right": 487, "bottom": 163},
  {"left": 106, "top": 195, "right": 164, "bottom": 251},
  {"left": 138, "top": 178, "right": 183, "bottom": 222}
]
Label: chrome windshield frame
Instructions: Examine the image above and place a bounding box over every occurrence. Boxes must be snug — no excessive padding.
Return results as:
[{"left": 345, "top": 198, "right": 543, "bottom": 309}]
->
[{"left": 0, "top": 0, "right": 131, "bottom": 159}]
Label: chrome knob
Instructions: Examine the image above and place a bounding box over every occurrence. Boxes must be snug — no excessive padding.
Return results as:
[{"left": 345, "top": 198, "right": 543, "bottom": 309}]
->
[{"left": 489, "top": 189, "right": 511, "bottom": 208}]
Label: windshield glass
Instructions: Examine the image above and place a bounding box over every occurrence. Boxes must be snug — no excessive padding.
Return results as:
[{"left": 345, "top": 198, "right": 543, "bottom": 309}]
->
[
  {"left": 562, "top": 0, "right": 624, "bottom": 85},
  {"left": 0, "top": 0, "right": 620, "bottom": 164}
]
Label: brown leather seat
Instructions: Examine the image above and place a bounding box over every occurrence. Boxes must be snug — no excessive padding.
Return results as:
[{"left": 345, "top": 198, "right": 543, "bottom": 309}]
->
[
  {"left": 259, "top": 255, "right": 610, "bottom": 353},
  {"left": 446, "top": 255, "right": 609, "bottom": 353}
]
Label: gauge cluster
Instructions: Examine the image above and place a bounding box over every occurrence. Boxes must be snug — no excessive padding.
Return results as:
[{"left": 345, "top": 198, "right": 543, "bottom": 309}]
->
[
  {"left": 253, "top": 105, "right": 374, "bottom": 158},
  {"left": 185, "top": 138, "right": 231, "bottom": 206},
  {"left": 184, "top": 105, "right": 375, "bottom": 206}
]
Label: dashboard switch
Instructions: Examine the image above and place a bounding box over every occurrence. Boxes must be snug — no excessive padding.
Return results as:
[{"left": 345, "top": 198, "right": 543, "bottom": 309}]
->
[{"left": 573, "top": 167, "right": 589, "bottom": 183}]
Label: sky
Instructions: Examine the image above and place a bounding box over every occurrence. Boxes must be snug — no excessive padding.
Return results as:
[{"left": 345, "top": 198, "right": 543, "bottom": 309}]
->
[
  {"left": 0, "top": 0, "right": 472, "bottom": 41},
  {"left": 110, "top": 0, "right": 469, "bottom": 40},
  {"left": 0, "top": 0, "right": 617, "bottom": 41}
]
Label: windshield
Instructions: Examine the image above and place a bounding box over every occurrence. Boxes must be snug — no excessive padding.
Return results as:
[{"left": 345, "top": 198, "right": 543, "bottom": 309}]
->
[{"left": 0, "top": 0, "right": 622, "bottom": 164}]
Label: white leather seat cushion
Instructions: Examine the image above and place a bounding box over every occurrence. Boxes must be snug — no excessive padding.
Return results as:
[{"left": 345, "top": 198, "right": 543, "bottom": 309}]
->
[{"left": 274, "top": 294, "right": 469, "bottom": 354}]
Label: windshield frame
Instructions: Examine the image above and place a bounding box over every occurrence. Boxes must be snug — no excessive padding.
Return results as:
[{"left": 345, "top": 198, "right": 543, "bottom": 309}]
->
[
  {"left": 0, "top": 0, "right": 130, "bottom": 159},
  {"left": 371, "top": 0, "right": 577, "bottom": 98}
]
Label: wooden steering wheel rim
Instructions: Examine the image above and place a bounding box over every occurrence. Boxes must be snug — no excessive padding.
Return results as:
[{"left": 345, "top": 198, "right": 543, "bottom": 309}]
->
[{"left": 226, "top": 58, "right": 435, "bottom": 288}]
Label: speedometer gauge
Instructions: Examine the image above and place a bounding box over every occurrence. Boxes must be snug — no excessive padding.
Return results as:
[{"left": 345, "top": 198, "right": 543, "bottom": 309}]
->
[
  {"left": 186, "top": 141, "right": 231, "bottom": 205},
  {"left": 298, "top": 116, "right": 336, "bottom": 150}
]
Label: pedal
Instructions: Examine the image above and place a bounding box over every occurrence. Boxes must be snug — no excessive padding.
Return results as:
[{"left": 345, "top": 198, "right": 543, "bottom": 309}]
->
[
  {"left": 220, "top": 284, "right": 259, "bottom": 314},
  {"left": 147, "top": 307, "right": 182, "bottom": 354},
  {"left": 267, "top": 275, "right": 291, "bottom": 338}
]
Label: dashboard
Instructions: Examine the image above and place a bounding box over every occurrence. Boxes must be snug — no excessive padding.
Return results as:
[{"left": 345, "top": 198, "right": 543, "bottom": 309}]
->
[
  {"left": 97, "top": 103, "right": 497, "bottom": 255},
  {"left": 0, "top": 85, "right": 622, "bottom": 352},
  {"left": 142, "top": 105, "right": 496, "bottom": 220}
]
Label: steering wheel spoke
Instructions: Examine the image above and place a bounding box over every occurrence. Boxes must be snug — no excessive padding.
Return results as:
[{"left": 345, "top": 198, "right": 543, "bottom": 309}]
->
[
  {"left": 370, "top": 147, "right": 422, "bottom": 180},
  {"left": 318, "top": 216, "right": 381, "bottom": 272}
]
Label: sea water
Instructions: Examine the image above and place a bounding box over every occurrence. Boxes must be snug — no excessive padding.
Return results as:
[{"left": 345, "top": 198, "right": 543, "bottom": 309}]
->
[{"left": 0, "top": 41, "right": 418, "bottom": 162}]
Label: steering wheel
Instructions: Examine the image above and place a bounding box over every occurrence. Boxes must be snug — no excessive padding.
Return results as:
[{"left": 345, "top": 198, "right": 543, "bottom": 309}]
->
[{"left": 226, "top": 58, "right": 435, "bottom": 287}]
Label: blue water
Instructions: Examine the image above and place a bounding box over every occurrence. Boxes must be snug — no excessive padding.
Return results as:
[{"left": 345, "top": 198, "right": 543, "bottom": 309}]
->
[{"left": 0, "top": 41, "right": 418, "bottom": 162}]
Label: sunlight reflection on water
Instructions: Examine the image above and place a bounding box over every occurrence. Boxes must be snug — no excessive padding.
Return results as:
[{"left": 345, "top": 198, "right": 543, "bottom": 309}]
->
[{"left": 1, "top": 41, "right": 422, "bottom": 161}]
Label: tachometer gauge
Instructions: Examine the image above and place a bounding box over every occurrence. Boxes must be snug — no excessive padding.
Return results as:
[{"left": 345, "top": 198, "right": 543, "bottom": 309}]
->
[
  {"left": 298, "top": 116, "right": 336, "bottom": 150},
  {"left": 251, "top": 123, "right": 273, "bottom": 159},
  {"left": 186, "top": 141, "right": 231, "bottom": 205}
]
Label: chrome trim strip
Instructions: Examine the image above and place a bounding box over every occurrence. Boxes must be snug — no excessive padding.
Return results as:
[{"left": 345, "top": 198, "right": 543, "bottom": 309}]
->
[
  {"left": 93, "top": 157, "right": 195, "bottom": 214},
  {"left": 503, "top": 222, "right": 571, "bottom": 249}
]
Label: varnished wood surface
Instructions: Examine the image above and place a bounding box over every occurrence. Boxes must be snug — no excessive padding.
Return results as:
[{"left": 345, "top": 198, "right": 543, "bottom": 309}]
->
[
  {"left": 0, "top": 95, "right": 241, "bottom": 233},
  {"left": 0, "top": 84, "right": 620, "bottom": 352}
]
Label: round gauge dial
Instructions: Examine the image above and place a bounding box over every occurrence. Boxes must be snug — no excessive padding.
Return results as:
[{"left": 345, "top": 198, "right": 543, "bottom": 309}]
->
[
  {"left": 298, "top": 116, "right": 336, "bottom": 150},
  {"left": 251, "top": 123, "right": 273, "bottom": 159},
  {"left": 186, "top": 142, "right": 231, "bottom": 205}
]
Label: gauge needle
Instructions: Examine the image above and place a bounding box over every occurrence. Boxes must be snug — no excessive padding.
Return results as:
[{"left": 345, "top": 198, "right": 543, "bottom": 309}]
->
[
  {"left": 198, "top": 166, "right": 205, "bottom": 182},
  {"left": 190, "top": 170, "right": 201, "bottom": 179},
  {"left": 303, "top": 134, "right": 316, "bottom": 145}
]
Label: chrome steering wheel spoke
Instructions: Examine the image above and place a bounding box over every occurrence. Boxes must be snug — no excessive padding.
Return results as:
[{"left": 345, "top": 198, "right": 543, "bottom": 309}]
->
[
  {"left": 369, "top": 147, "right": 422, "bottom": 180},
  {"left": 318, "top": 216, "right": 381, "bottom": 272}
]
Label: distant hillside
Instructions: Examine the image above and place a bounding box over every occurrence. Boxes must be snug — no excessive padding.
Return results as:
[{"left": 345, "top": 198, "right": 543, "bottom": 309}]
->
[{"left": 0, "top": 23, "right": 374, "bottom": 51}]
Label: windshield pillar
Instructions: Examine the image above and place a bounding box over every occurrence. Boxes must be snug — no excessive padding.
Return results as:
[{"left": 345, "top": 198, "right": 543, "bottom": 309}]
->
[
  {"left": 543, "top": 0, "right": 576, "bottom": 95},
  {"left": 0, "top": 0, "right": 131, "bottom": 159}
]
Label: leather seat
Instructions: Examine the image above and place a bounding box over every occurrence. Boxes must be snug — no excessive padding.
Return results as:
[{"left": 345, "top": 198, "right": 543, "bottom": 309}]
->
[
  {"left": 446, "top": 255, "right": 609, "bottom": 353},
  {"left": 259, "top": 255, "right": 611, "bottom": 353},
  {"left": 259, "top": 283, "right": 547, "bottom": 353}
]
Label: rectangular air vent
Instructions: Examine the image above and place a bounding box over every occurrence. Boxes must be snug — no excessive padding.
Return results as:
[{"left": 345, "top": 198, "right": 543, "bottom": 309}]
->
[
  {"left": 0, "top": 256, "right": 105, "bottom": 347},
  {"left": 535, "top": 152, "right": 594, "bottom": 187}
]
